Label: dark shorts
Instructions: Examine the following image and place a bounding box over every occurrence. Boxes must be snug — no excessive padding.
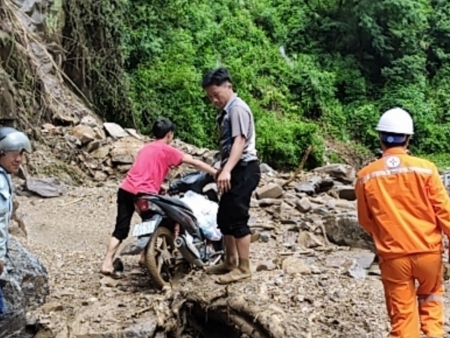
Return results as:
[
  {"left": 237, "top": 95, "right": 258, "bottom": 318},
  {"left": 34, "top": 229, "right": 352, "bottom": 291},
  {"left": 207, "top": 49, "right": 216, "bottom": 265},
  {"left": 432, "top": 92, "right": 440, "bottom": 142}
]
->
[
  {"left": 112, "top": 188, "right": 136, "bottom": 241},
  {"left": 0, "top": 285, "right": 4, "bottom": 317},
  {"left": 217, "top": 161, "right": 261, "bottom": 238}
]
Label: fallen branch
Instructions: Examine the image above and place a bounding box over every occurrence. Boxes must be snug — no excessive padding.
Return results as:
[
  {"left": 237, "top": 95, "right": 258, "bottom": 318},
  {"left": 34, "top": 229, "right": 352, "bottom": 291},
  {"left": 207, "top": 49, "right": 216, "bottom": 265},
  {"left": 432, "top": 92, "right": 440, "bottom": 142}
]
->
[
  {"left": 132, "top": 306, "right": 153, "bottom": 317},
  {"left": 281, "top": 146, "right": 315, "bottom": 188},
  {"left": 58, "top": 197, "right": 84, "bottom": 206}
]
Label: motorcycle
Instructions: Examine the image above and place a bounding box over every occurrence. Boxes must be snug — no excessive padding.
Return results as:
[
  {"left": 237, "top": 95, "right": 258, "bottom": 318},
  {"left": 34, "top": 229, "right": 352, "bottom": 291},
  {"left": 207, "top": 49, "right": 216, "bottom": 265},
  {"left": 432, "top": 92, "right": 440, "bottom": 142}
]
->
[{"left": 121, "top": 168, "right": 223, "bottom": 290}]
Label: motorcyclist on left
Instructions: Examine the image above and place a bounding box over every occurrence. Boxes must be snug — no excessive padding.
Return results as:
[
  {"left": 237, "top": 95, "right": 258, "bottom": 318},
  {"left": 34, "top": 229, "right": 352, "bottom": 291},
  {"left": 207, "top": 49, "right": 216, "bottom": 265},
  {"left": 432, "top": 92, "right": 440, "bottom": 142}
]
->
[{"left": 0, "top": 127, "right": 32, "bottom": 317}]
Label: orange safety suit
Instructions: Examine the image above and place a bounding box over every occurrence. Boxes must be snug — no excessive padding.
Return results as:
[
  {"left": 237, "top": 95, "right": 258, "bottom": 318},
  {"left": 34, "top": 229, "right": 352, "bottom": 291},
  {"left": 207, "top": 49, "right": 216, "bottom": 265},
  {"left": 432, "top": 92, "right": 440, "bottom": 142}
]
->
[{"left": 355, "top": 147, "right": 450, "bottom": 338}]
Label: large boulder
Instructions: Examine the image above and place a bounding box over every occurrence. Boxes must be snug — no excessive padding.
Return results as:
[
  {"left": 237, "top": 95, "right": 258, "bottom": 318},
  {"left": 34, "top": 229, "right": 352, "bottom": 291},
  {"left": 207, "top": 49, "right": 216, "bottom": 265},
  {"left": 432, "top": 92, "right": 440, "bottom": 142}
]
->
[
  {"left": 323, "top": 212, "right": 376, "bottom": 252},
  {"left": 0, "top": 237, "right": 49, "bottom": 338},
  {"left": 312, "top": 164, "right": 356, "bottom": 184}
]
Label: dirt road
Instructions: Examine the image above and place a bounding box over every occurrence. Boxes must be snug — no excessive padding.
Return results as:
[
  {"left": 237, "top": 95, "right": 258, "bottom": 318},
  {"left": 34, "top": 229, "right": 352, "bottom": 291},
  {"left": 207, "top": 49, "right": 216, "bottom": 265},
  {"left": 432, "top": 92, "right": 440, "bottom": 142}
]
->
[{"left": 16, "top": 184, "right": 450, "bottom": 337}]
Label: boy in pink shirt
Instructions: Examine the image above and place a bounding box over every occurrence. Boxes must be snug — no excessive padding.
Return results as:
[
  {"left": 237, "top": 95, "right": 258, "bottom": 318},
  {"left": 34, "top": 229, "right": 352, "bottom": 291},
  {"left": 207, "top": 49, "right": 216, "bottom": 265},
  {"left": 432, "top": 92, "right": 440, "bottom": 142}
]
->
[{"left": 101, "top": 118, "right": 217, "bottom": 276}]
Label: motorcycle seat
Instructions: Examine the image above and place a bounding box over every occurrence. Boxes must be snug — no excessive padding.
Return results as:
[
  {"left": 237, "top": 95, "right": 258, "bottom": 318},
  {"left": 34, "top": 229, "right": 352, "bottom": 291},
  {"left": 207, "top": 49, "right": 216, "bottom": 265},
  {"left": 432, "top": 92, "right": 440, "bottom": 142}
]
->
[{"left": 136, "top": 193, "right": 192, "bottom": 212}]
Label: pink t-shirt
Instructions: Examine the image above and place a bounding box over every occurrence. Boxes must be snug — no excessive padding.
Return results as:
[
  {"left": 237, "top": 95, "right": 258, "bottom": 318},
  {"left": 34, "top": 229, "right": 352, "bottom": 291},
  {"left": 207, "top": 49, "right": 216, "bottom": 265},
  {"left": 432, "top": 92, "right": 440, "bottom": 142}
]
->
[{"left": 120, "top": 140, "right": 183, "bottom": 194}]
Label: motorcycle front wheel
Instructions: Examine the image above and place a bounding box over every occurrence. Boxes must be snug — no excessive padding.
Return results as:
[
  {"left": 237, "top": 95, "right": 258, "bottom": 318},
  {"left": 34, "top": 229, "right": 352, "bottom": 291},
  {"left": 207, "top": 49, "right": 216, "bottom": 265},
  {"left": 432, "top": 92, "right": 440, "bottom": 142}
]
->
[{"left": 145, "top": 226, "right": 190, "bottom": 290}]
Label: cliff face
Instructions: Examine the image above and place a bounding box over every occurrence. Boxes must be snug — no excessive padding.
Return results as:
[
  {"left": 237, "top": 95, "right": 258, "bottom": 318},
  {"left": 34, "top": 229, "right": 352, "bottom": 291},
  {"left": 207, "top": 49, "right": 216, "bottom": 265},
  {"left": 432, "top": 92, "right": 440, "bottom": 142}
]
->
[
  {"left": 0, "top": 0, "right": 111, "bottom": 182},
  {"left": 0, "top": 0, "right": 92, "bottom": 127}
]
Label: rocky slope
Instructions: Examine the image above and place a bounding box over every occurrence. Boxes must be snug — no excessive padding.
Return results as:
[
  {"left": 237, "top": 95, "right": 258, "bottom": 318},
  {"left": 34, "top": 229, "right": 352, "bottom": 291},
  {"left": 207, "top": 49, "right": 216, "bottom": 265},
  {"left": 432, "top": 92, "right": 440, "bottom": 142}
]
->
[{"left": 3, "top": 1, "right": 450, "bottom": 338}]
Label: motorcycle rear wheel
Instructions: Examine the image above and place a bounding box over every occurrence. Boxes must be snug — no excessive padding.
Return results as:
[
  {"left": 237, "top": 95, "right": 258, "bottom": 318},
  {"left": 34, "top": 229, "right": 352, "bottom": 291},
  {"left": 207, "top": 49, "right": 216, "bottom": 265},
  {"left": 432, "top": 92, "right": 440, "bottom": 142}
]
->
[{"left": 145, "top": 226, "right": 189, "bottom": 290}]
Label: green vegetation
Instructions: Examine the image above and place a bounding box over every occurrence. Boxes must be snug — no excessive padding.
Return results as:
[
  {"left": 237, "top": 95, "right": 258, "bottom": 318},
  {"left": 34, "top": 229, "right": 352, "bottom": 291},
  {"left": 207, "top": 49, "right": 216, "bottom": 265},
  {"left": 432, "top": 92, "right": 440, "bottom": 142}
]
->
[{"left": 64, "top": 0, "right": 450, "bottom": 169}]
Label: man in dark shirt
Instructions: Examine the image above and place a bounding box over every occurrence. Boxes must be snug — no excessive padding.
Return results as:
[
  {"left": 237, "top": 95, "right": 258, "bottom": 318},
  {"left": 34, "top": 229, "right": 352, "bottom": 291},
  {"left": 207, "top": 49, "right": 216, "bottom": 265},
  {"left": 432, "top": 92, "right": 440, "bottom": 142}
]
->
[{"left": 201, "top": 67, "right": 261, "bottom": 284}]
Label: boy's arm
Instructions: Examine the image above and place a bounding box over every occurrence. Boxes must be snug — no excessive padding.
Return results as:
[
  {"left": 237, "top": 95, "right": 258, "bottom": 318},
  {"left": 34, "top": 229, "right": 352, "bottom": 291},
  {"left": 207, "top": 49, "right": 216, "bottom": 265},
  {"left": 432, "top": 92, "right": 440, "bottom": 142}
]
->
[{"left": 182, "top": 154, "right": 217, "bottom": 176}]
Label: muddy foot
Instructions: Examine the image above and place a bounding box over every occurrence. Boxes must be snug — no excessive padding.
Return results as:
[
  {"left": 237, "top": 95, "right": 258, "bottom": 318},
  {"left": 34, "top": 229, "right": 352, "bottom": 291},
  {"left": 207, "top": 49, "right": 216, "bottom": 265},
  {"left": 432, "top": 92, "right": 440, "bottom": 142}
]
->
[{"left": 216, "top": 269, "right": 251, "bottom": 284}]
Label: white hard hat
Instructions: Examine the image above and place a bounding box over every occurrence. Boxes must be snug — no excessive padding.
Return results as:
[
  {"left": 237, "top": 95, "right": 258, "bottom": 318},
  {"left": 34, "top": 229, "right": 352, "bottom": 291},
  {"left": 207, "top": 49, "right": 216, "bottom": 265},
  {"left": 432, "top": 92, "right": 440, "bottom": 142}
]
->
[
  {"left": 375, "top": 107, "right": 414, "bottom": 135},
  {"left": 0, "top": 127, "right": 32, "bottom": 153}
]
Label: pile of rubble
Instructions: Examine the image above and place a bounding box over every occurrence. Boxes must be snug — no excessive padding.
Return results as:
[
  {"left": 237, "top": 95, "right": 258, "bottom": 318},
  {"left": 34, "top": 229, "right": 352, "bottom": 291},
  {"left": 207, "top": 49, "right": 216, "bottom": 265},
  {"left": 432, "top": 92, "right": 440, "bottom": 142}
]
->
[
  {"left": 248, "top": 162, "right": 377, "bottom": 279},
  {"left": 39, "top": 117, "right": 217, "bottom": 184},
  {"left": 36, "top": 117, "right": 377, "bottom": 277}
]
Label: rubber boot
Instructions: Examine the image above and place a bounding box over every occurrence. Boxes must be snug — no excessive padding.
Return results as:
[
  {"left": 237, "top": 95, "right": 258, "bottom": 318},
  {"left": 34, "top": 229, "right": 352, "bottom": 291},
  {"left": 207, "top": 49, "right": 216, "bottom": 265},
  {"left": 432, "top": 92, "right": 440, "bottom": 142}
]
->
[
  {"left": 216, "top": 259, "right": 252, "bottom": 284},
  {"left": 205, "top": 257, "right": 238, "bottom": 275}
]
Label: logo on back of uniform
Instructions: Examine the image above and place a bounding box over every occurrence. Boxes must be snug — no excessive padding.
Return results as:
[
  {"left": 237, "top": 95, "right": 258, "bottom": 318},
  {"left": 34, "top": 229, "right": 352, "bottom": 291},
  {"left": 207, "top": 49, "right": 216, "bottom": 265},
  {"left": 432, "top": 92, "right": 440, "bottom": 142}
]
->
[{"left": 385, "top": 155, "right": 401, "bottom": 169}]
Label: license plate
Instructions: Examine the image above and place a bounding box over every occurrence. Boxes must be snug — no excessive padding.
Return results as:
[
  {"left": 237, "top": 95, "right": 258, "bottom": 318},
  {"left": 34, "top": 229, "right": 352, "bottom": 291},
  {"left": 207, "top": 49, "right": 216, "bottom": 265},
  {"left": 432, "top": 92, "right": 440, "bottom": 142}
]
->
[{"left": 132, "top": 219, "right": 157, "bottom": 237}]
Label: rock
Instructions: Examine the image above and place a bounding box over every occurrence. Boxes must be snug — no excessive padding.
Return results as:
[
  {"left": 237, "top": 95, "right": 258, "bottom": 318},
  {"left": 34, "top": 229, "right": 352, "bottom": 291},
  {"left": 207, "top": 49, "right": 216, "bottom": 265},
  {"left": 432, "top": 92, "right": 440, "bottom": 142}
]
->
[
  {"left": 313, "top": 164, "right": 356, "bottom": 184},
  {"left": 6, "top": 237, "right": 49, "bottom": 309},
  {"left": 40, "top": 301, "right": 63, "bottom": 314},
  {"left": 71, "top": 124, "right": 95, "bottom": 145},
  {"left": 334, "top": 185, "right": 356, "bottom": 201},
  {"left": 326, "top": 250, "right": 375, "bottom": 270},
  {"left": 93, "top": 126, "right": 106, "bottom": 140},
  {"left": 256, "top": 261, "right": 277, "bottom": 272},
  {"left": 25, "top": 177, "right": 67, "bottom": 198},
  {"left": 294, "top": 182, "right": 316, "bottom": 195},
  {"left": 325, "top": 256, "right": 347, "bottom": 268},
  {"left": 92, "top": 146, "right": 110, "bottom": 160},
  {"left": 0, "top": 277, "right": 24, "bottom": 338},
  {"left": 99, "top": 276, "right": 120, "bottom": 288},
  {"left": 85, "top": 140, "right": 100, "bottom": 153},
  {"left": 282, "top": 257, "right": 311, "bottom": 275},
  {"left": 259, "top": 198, "right": 283, "bottom": 207},
  {"left": 103, "top": 122, "right": 129, "bottom": 139},
  {"left": 295, "top": 197, "right": 312, "bottom": 213},
  {"left": 260, "top": 163, "right": 274, "bottom": 174},
  {"left": 260, "top": 232, "right": 270, "bottom": 243},
  {"left": 41, "top": 123, "right": 55, "bottom": 131},
  {"left": 0, "top": 237, "right": 49, "bottom": 338},
  {"left": 323, "top": 213, "right": 375, "bottom": 252},
  {"left": 353, "top": 251, "right": 376, "bottom": 269},
  {"left": 326, "top": 199, "right": 355, "bottom": 210},
  {"left": 293, "top": 176, "right": 325, "bottom": 195},
  {"left": 80, "top": 115, "right": 98, "bottom": 127},
  {"left": 109, "top": 137, "right": 144, "bottom": 164},
  {"left": 343, "top": 259, "right": 366, "bottom": 280},
  {"left": 297, "top": 231, "right": 323, "bottom": 248},
  {"left": 256, "top": 183, "right": 283, "bottom": 199},
  {"left": 316, "top": 178, "right": 334, "bottom": 193},
  {"left": 117, "top": 164, "right": 132, "bottom": 173},
  {"left": 93, "top": 171, "right": 107, "bottom": 182}
]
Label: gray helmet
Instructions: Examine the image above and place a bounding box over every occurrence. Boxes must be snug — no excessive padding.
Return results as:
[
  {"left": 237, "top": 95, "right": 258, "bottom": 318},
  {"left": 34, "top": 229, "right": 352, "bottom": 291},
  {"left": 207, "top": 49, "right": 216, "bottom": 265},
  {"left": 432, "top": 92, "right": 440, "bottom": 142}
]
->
[{"left": 0, "top": 127, "right": 32, "bottom": 153}]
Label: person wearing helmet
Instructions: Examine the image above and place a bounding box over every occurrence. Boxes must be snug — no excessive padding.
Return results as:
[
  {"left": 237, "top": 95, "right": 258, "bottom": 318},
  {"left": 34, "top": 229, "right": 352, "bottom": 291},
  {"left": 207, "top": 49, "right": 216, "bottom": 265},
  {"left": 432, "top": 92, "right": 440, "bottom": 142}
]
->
[
  {"left": 0, "top": 127, "right": 31, "bottom": 317},
  {"left": 355, "top": 108, "right": 450, "bottom": 338}
]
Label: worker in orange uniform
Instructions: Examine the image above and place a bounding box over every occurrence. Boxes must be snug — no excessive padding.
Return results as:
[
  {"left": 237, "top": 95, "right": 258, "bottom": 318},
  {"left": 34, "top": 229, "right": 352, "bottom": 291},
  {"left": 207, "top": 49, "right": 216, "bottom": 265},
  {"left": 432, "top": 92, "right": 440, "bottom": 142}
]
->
[{"left": 355, "top": 107, "right": 450, "bottom": 338}]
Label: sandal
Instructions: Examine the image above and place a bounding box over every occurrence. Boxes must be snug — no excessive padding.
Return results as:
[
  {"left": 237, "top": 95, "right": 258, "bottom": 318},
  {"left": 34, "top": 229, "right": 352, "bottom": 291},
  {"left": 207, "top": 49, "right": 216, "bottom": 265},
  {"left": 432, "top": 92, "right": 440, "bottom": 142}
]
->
[
  {"left": 100, "top": 269, "right": 124, "bottom": 279},
  {"left": 113, "top": 257, "right": 124, "bottom": 272}
]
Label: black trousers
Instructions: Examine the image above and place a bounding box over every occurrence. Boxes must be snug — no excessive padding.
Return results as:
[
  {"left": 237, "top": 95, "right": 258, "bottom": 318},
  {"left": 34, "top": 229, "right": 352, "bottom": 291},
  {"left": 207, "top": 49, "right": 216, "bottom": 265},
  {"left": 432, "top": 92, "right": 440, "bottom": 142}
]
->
[
  {"left": 112, "top": 188, "right": 136, "bottom": 241},
  {"left": 216, "top": 161, "right": 261, "bottom": 238}
]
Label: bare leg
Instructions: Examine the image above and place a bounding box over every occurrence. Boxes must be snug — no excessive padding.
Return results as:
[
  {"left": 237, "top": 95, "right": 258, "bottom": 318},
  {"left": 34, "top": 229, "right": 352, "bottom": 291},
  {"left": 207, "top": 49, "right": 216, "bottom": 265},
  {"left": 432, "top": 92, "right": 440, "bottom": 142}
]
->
[
  {"left": 217, "top": 234, "right": 252, "bottom": 284},
  {"left": 206, "top": 235, "right": 238, "bottom": 275},
  {"left": 235, "top": 234, "right": 250, "bottom": 260},
  {"left": 101, "top": 237, "right": 121, "bottom": 274},
  {"left": 224, "top": 235, "right": 238, "bottom": 261}
]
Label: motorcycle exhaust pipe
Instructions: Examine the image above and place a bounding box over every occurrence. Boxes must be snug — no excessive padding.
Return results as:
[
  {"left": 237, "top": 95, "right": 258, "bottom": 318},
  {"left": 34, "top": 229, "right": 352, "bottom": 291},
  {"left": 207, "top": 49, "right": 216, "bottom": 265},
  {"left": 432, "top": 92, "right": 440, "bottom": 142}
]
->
[{"left": 174, "top": 235, "right": 204, "bottom": 267}]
